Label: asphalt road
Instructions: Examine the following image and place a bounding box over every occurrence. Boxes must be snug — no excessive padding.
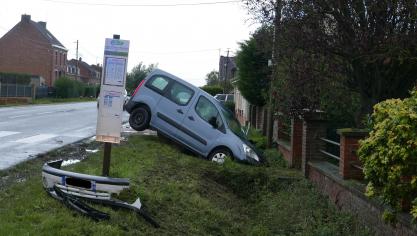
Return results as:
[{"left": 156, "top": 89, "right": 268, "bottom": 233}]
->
[{"left": 0, "top": 102, "right": 127, "bottom": 170}]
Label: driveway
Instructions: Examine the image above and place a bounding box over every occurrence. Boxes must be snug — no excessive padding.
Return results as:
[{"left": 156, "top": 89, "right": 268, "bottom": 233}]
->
[{"left": 0, "top": 102, "right": 128, "bottom": 170}]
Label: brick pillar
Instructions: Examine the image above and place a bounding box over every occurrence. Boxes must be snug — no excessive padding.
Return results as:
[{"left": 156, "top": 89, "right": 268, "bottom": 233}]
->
[
  {"left": 337, "top": 129, "right": 368, "bottom": 180},
  {"left": 302, "top": 112, "right": 326, "bottom": 177},
  {"left": 290, "top": 117, "right": 303, "bottom": 169},
  {"left": 277, "top": 117, "right": 285, "bottom": 140}
]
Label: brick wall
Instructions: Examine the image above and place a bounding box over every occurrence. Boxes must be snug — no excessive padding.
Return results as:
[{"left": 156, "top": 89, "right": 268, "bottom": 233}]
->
[
  {"left": 308, "top": 162, "right": 416, "bottom": 236},
  {"left": 338, "top": 131, "right": 366, "bottom": 180},
  {"left": 301, "top": 114, "right": 326, "bottom": 176},
  {"left": 290, "top": 118, "right": 303, "bottom": 168}
]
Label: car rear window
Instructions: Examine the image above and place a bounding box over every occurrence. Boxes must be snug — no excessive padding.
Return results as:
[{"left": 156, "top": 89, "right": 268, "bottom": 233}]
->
[{"left": 148, "top": 76, "right": 169, "bottom": 93}]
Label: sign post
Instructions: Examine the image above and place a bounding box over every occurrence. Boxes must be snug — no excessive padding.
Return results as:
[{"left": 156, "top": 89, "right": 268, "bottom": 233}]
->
[{"left": 96, "top": 35, "right": 129, "bottom": 176}]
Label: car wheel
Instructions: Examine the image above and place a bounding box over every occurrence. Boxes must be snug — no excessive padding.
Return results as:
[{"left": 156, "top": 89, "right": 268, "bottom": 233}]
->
[
  {"left": 129, "top": 106, "right": 150, "bottom": 131},
  {"left": 209, "top": 148, "right": 232, "bottom": 164}
]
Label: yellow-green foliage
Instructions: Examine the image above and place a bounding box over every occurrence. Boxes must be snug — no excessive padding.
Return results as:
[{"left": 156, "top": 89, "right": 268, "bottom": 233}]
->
[{"left": 358, "top": 90, "right": 417, "bottom": 217}]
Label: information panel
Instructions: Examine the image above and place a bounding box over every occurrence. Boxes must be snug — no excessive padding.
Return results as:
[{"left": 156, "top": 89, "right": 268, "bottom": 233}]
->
[{"left": 96, "top": 38, "right": 130, "bottom": 144}]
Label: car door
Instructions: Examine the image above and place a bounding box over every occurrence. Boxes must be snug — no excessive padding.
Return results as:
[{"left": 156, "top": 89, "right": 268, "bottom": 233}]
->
[
  {"left": 153, "top": 80, "right": 196, "bottom": 143},
  {"left": 182, "top": 95, "right": 226, "bottom": 156}
]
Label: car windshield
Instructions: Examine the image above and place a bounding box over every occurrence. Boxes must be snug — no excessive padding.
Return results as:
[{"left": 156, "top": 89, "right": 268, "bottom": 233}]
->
[
  {"left": 218, "top": 103, "right": 246, "bottom": 139},
  {"left": 215, "top": 94, "right": 226, "bottom": 101}
]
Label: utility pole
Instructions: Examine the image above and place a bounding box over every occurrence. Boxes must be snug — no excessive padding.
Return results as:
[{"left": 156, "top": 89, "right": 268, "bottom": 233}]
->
[
  {"left": 223, "top": 49, "right": 230, "bottom": 93},
  {"left": 266, "top": 1, "right": 282, "bottom": 148},
  {"left": 75, "top": 40, "right": 79, "bottom": 81}
]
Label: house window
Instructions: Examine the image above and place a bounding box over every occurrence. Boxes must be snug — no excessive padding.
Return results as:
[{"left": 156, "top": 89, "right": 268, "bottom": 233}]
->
[{"left": 55, "top": 51, "right": 58, "bottom": 65}]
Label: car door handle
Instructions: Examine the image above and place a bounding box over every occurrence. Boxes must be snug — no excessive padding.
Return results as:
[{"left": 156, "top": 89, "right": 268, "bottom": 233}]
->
[
  {"left": 177, "top": 109, "right": 183, "bottom": 114},
  {"left": 188, "top": 116, "right": 194, "bottom": 121}
]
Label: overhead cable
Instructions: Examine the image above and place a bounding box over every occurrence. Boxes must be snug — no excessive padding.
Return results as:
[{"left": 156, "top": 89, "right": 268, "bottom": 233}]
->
[{"left": 41, "top": 0, "right": 240, "bottom": 7}]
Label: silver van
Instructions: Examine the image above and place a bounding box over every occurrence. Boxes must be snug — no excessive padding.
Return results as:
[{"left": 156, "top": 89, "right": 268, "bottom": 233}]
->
[{"left": 124, "top": 69, "right": 262, "bottom": 164}]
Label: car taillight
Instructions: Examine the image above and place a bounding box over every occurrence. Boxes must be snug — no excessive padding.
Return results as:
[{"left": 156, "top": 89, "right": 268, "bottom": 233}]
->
[{"left": 132, "top": 80, "right": 145, "bottom": 97}]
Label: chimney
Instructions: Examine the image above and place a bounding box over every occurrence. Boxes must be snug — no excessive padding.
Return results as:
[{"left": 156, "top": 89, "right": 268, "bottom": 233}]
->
[
  {"left": 21, "top": 14, "right": 31, "bottom": 23},
  {"left": 38, "top": 21, "right": 47, "bottom": 29}
]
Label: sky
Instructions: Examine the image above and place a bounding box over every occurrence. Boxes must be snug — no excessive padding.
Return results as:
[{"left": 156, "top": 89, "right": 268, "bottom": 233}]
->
[{"left": 0, "top": 0, "right": 258, "bottom": 86}]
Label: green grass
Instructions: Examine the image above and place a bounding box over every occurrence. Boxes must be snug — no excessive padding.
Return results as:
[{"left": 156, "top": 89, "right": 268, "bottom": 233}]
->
[
  {"left": 32, "top": 97, "right": 96, "bottom": 104},
  {"left": 0, "top": 135, "right": 372, "bottom": 235}
]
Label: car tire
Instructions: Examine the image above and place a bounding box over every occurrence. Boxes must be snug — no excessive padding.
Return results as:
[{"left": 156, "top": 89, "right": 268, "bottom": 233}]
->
[
  {"left": 129, "top": 106, "right": 150, "bottom": 131},
  {"left": 209, "top": 148, "right": 232, "bottom": 164}
]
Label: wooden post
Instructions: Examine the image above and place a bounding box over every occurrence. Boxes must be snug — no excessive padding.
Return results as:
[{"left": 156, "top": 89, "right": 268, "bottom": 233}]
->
[{"left": 102, "top": 142, "right": 112, "bottom": 176}]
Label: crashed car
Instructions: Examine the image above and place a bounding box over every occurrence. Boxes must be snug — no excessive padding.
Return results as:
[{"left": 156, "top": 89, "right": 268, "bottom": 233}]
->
[{"left": 124, "top": 69, "right": 263, "bottom": 164}]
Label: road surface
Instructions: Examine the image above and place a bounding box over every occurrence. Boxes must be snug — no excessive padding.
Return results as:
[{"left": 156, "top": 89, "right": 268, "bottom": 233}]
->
[{"left": 0, "top": 102, "right": 127, "bottom": 170}]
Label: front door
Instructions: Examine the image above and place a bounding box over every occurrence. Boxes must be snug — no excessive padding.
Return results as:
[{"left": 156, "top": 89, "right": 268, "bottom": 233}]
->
[
  {"left": 153, "top": 80, "right": 196, "bottom": 143},
  {"left": 182, "top": 95, "right": 226, "bottom": 156}
]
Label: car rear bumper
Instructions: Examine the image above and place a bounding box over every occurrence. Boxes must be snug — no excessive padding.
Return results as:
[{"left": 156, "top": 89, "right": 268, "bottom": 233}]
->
[{"left": 124, "top": 100, "right": 136, "bottom": 114}]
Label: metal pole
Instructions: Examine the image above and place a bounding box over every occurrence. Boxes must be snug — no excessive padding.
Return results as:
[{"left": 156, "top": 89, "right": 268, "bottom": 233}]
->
[
  {"left": 266, "top": 1, "right": 281, "bottom": 148},
  {"left": 76, "top": 40, "right": 79, "bottom": 81}
]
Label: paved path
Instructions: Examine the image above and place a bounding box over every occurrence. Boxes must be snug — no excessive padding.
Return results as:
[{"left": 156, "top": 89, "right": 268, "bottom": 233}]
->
[{"left": 0, "top": 102, "right": 127, "bottom": 170}]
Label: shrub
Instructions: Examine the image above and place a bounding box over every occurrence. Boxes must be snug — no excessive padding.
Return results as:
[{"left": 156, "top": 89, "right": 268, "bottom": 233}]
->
[
  {"left": 83, "top": 85, "right": 100, "bottom": 97},
  {"left": 54, "top": 77, "right": 85, "bottom": 98},
  {"left": 248, "top": 128, "right": 267, "bottom": 150},
  {"left": 200, "top": 85, "right": 223, "bottom": 96},
  {"left": 358, "top": 90, "right": 417, "bottom": 219}
]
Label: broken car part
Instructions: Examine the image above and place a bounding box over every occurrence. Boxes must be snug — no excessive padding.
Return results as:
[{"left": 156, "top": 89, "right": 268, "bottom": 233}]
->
[{"left": 42, "top": 160, "right": 159, "bottom": 227}]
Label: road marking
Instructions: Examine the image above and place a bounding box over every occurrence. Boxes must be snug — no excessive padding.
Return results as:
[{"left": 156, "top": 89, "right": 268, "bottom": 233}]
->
[
  {"left": 14, "top": 134, "right": 57, "bottom": 144},
  {"left": 8, "top": 115, "right": 28, "bottom": 119},
  {"left": 0, "top": 131, "right": 20, "bottom": 138},
  {"left": 37, "top": 111, "right": 55, "bottom": 115}
]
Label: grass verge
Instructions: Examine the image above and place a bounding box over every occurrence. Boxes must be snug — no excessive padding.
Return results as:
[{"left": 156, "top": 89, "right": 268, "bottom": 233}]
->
[
  {"left": 0, "top": 134, "right": 372, "bottom": 235},
  {"left": 32, "top": 97, "right": 96, "bottom": 104}
]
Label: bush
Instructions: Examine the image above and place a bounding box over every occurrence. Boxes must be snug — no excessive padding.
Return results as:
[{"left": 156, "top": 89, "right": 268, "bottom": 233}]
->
[
  {"left": 358, "top": 90, "right": 417, "bottom": 219},
  {"left": 248, "top": 128, "right": 267, "bottom": 150},
  {"left": 200, "top": 85, "right": 223, "bottom": 96},
  {"left": 83, "top": 85, "right": 100, "bottom": 98},
  {"left": 54, "top": 77, "right": 84, "bottom": 98}
]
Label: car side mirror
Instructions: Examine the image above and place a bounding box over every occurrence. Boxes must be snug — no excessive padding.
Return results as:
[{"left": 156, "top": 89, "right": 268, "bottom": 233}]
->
[{"left": 208, "top": 117, "right": 218, "bottom": 129}]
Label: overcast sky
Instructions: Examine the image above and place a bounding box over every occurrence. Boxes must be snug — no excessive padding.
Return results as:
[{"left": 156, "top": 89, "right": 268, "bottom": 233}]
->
[{"left": 0, "top": 0, "right": 258, "bottom": 86}]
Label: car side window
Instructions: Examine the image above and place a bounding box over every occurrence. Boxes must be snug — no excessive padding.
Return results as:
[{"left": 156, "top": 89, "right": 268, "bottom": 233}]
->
[
  {"left": 195, "top": 96, "right": 224, "bottom": 130},
  {"left": 146, "top": 76, "right": 170, "bottom": 94},
  {"left": 168, "top": 82, "right": 194, "bottom": 106}
]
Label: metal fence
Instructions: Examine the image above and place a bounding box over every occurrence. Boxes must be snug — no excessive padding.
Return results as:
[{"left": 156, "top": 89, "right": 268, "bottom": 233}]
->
[
  {"left": 0, "top": 83, "right": 32, "bottom": 97},
  {"left": 320, "top": 137, "right": 340, "bottom": 163},
  {"left": 35, "top": 86, "right": 49, "bottom": 98}
]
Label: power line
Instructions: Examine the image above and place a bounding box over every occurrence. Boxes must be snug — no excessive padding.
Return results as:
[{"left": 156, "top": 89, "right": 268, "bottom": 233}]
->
[
  {"left": 135, "top": 48, "right": 219, "bottom": 55},
  {"left": 41, "top": 0, "right": 240, "bottom": 7}
]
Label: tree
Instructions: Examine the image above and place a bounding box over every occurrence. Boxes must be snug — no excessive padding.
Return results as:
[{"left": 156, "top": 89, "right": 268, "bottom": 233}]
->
[
  {"left": 125, "top": 62, "right": 157, "bottom": 93},
  {"left": 236, "top": 26, "right": 273, "bottom": 106},
  {"left": 244, "top": 0, "right": 417, "bottom": 126},
  {"left": 205, "top": 70, "right": 220, "bottom": 86}
]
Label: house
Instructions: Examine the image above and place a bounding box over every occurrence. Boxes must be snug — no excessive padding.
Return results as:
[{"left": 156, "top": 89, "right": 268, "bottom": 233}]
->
[
  {"left": 0, "top": 14, "right": 68, "bottom": 87},
  {"left": 219, "top": 56, "right": 237, "bottom": 92},
  {"left": 67, "top": 58, "right": 101, "bottom": 85}
]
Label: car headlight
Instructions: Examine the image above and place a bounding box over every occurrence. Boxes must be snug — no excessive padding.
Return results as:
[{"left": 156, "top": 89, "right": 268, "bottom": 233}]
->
[{"left": 243, "top": 144, "right": 259, "bottom": 162}]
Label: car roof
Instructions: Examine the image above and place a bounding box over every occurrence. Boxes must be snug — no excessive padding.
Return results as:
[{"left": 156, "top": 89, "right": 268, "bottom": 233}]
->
[{"left": 147, "top": 68, "right": 215, "bottom": 99}]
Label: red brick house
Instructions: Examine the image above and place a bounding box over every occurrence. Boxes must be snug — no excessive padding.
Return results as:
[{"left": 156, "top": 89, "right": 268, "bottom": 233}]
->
[
  {"left": 67, "top": 58, "right": 101, "bottom": 85},
  {"left": 0, "top": 14, "right": 68, "bottom": 87}
]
